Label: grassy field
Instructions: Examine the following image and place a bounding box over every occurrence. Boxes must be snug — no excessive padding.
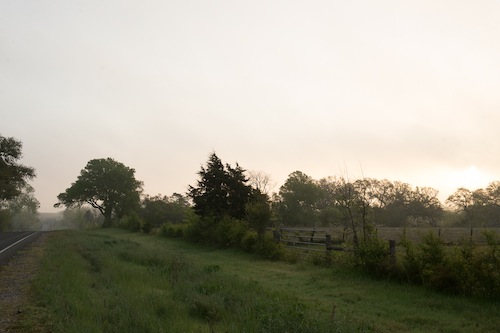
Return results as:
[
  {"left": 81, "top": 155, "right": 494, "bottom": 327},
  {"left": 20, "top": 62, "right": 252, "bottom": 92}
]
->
[{"left": 17, "top": 229, "right": 500, "bottom": 332}]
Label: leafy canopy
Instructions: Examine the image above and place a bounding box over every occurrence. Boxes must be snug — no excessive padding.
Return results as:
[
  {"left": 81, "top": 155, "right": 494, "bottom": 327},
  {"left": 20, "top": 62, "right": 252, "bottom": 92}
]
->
[
  {"left": 0, "top": 135, "right": 36, "bottom": 202},
  {"left": 55, "top": 158, "right": 143, "bottom": 227}
]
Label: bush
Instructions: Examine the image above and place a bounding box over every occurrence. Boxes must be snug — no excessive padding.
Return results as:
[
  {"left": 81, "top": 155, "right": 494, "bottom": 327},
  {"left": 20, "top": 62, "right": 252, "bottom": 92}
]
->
[
  {"left": 118, "top": 212, "right": 143, "bottom": 232},
  {"left": 240, "top": 229, "right": 258, "bottom": 252},
  {"left": 159, "top": 223, "right": 186, "bottom": 238},
  {"left": 418, "top": 233, "right": 459, "bottom": 292},
  {"left": 213, "top": 216, "right": 249, "bottom": 248},
  {"left": 356, "top": 238, "right": 392, "bottom": 277},
  {"left": 400, "top": 238, "right": 423, "bottom": 284},
  {"left": 253, "top": 234, "right": 285, "bottom": 260},
  {"left": 398, "top": 232, "right": 500, "bottom": 298}
]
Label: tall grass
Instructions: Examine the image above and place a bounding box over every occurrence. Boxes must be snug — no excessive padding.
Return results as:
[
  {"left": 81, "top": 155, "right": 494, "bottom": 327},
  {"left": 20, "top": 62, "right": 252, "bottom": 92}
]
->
[
  {"left": 19, "top": 229, "right": 500, "bottom": 333},
  {"left": 22, "top": 230, "right": 353, "bottom": 333}
]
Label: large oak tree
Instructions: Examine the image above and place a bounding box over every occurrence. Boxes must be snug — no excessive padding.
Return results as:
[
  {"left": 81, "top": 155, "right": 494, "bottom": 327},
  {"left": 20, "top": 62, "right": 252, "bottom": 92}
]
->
[
  {"left": 55, "top": 158, "right": 143, "bottom": 227},
  {"left": 0, "top": 135, "right": 36, "bottom": 230},
  {"left": 0, "top": 135, "right": 36, "bottom": 202}
]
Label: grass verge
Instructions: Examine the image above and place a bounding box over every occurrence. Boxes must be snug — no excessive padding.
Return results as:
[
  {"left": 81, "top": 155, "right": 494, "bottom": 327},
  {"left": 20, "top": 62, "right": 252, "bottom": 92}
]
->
[{"left": 20, "top": 229, "right": 500, "bottom": 332}]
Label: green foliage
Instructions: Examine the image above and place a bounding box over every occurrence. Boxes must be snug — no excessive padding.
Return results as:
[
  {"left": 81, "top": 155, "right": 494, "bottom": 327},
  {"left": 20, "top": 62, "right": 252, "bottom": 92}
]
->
[
  {"left": 140, "top": 193, "right": 191, "bottom": 229},
  {"left": 309, "top": 251, "right": 335, "bottom": 267},
  {"left": 56, "top": 158, "right": 143, "bottom": 227},
  {"left": 0, "top": 209, "right": 11, "bottom": 231},
  {"left": 355, "top": 239, "right": 393, "bottom": 277},
  {"left": 276, "top": 171, "right": 322, "bottom": 226},
  {"left": 240, "top": 229, "right": 258, "bottom": 252},
  {"left": 253, "top": 233, "right": 286, "bottom": 260},
  {"left": 398, "top": 232, "right": 500, "bottom": 298},
  {"left": 245, "top": 190, "right": 272, "bottom": 236},
  {"left": 0, "top": 135, "right": 37, "bottom": 231},
  {"left": 159, "top": 223, "right": 186, "bottom": 238},
  {"left": 28, "top": 230, "right": 341, "bottom": 333},
  {"left": 0, "top": 135, "right": 36, "bottom": 202},
  {"left": 60, "top": 207, "right": 103, "bottom": 229},
  {"left": 118, "top": 212, "right": 144, "bottom": 232},
  {"left": 399, "top": 238, "right": 423, "bottom": 284},
  {"left": 213, "top": 216, "right": 248, "bottom": 248}
]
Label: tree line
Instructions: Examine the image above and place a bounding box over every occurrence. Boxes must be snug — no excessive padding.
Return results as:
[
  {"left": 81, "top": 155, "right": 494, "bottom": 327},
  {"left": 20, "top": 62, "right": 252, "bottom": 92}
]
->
[{"left": 2, "top": 135, "right": 500, "bottom": 232}]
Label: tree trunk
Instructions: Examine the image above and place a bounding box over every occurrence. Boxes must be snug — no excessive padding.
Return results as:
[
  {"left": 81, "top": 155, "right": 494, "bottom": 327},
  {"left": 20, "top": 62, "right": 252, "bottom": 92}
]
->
[{"left": 102, "top": 209, "right": 113, "bottom": 228}]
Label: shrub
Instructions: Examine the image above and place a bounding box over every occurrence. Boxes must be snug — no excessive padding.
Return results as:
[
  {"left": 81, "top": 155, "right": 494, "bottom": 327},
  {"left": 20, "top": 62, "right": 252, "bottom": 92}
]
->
[
  {"left": 159, "top": 223, "right": 185, "bottom": 238},
  {"left": 254, "top": 234, "right": 285, "bottom": 260},
  {"left": 118, "top": 212, "right": 143, "bottom": 232},
  {"left": 400, "top": 238, "right": 423, "bottom": 284},
  {"left": 418, "top": 233, "right": 459, "bottom": 292},
  {"left": 355, "top": 238, "right": 392, "bottom": 277},
  {"left": 213, "top": 216, "right": 249, "bottom": 248},
  {"left": 240, "top": 229, "right": 258, "bottom": 252}
]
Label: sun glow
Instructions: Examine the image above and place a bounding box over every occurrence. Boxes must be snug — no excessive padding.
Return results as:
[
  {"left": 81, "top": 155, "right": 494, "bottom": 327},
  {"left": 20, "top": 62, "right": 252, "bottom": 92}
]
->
[{"left": 451, "top": 165, "right": 489, "bottom": 191}]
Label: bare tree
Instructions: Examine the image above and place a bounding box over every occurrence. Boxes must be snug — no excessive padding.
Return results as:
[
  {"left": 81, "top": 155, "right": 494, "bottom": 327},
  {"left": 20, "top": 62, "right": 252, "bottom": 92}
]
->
[{"left": 247, "top": 170, "right": 276, "bottom": 195}]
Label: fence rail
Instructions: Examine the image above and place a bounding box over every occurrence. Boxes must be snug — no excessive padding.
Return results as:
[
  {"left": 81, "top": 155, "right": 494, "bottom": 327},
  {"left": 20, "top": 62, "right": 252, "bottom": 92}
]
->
[
  {"left": 274, "top": 227, "right": 500, "bottom": 257},
  {"left": 275, "top": 228, "right": 349, "bottom": 253}
]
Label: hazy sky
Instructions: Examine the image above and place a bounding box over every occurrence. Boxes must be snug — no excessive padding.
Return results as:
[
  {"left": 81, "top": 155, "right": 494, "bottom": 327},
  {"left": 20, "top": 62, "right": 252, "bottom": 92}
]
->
[{"left": 2, "top": 0, "right": 500, "bottom": 212}]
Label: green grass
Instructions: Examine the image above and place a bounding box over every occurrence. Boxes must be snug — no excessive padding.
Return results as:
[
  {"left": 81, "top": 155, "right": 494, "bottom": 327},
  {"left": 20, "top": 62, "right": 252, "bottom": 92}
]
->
[{"left": 20, "top": 229, "right": 500, "bottom": 332}]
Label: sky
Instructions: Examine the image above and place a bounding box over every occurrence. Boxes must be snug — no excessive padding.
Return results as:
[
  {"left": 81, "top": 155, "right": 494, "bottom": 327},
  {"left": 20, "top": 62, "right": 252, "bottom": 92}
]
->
[{"left": 2, "top": 0, "right": 500, "bottom": 212}]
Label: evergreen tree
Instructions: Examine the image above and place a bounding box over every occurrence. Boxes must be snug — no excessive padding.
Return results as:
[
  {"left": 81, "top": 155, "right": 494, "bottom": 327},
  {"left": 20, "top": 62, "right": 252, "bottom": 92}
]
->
[{"left": 188, "top": 153, "right": 252, "bottom": 220}]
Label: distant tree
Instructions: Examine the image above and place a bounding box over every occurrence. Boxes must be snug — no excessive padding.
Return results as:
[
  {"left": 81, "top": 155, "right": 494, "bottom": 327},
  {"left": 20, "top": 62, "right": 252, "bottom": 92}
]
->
[
  {"left": 5, "top": 184, "right": 39, "bottom": 215},
  {"left": 316, "top": 177, "right": 344, "bottom": 227},
  {"left": 276, "top": 171, "right": 322, "bottom": 226},
  {"left": 446, "top": 187, "right": 475, "bottom": 226},
  {"left": 471, "top": 182, "right": 500, "bottom": 226},
  {"left": 188, "top": 153, "right": 252, "bottom": 220},
  {"left": 446, "top": 184, "right": 500, "bottom": 227},
  {"left": 141, "top": 193, "right": 191, "bottom": 229},
  {"left": 3, "top": 184, "right": 40, "bottom": 231},
  {"left": 0, "top": 135, "right": 36, "bottom": 202},
  {"left": 247, "top": 170, "right": 275, "bottom": 195},
  {"left": 55, "top": 158, "right": 143, "bottom": 227},
  {"left": 446, "top": 188, "right": 474, "bottom": 212},
  {"left": 406, "top": 187, "right": 443, "bottom": 226}
]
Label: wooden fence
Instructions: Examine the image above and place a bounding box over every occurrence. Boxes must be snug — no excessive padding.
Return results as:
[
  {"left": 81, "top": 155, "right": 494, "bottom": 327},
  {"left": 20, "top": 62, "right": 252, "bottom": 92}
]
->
[
  {"left": 274, "top": 227, "right": 350, "bottom": 253},
  {"left": 274, "top": 227, "right": 500, "bottom": 257}
]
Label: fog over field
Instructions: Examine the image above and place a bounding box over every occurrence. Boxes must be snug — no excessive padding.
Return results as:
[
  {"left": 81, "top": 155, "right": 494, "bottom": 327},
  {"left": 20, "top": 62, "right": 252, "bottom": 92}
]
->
[{"left": 2, "top": 0, "right": 500, "bottom": 212}]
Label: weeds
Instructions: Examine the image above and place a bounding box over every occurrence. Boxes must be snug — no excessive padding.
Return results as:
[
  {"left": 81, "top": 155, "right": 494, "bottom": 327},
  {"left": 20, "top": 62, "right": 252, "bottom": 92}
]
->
[{"left": 25, "top": 230, "right": 347, "bottom": 332}]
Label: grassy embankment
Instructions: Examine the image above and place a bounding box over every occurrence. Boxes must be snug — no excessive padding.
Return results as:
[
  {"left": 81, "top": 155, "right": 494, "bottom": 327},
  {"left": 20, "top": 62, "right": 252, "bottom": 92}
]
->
[{"left": 17, "top": 229, "right": 500, "bottom": 332}]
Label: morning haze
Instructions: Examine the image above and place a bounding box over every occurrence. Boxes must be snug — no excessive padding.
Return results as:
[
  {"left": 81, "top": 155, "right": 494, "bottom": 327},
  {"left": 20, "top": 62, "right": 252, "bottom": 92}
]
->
[{"left": 1, "top": 0, "right": 500, "bottom": 212}]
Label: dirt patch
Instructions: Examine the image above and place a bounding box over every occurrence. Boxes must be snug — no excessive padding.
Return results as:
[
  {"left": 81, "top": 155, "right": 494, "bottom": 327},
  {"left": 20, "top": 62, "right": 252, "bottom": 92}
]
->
[{"left": 0, "top": 233, "right": 49, "bottom": 332}]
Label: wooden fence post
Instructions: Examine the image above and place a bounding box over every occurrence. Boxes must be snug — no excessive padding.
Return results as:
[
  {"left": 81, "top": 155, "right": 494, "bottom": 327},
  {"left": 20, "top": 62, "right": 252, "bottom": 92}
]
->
[
  {"left": 326, "top": 234, "right": 332, "bottom": 251},
  {"left": 310, "top": 229, "right": 316, "bottom": 243},
  {"left": 273, "top": 230, "right": 281, "bottom": 243}
]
